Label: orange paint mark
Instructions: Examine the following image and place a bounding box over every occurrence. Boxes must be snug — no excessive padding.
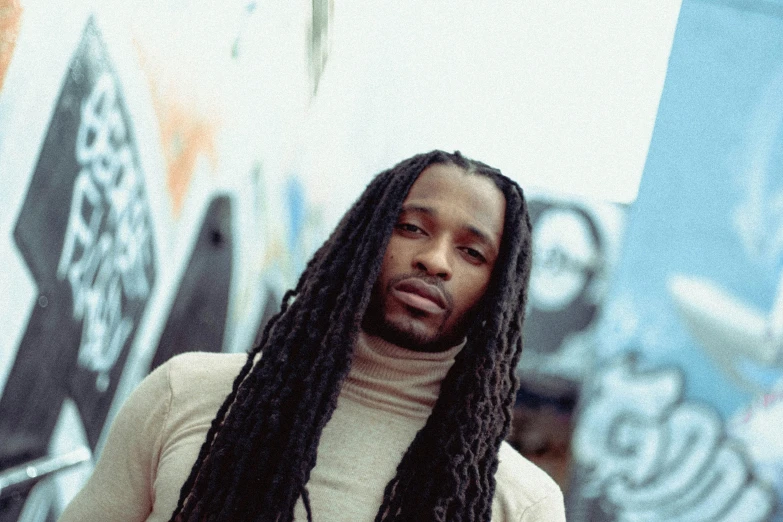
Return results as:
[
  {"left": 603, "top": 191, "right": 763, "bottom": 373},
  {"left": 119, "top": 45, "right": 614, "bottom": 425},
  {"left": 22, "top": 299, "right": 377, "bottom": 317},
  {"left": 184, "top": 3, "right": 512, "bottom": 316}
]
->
[
  {"left": 156, "top": 97, "right": 219, "bottom": 215},
  {"left": 133, "top": 39, "right": 219, "bottom": 217},
  {"left": 0, "top": 0, "right": 23, "bottom": 92}
]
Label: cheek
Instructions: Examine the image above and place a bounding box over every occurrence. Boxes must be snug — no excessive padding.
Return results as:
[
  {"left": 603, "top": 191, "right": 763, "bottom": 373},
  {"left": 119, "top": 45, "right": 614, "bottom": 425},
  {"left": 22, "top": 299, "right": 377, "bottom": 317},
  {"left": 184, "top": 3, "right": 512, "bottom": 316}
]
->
[
  {"left": 452, "top": 276, "right": 491, "bottom": 317},
  {"left": 375, "top": 252, "right": 396, "bottom": 295}
]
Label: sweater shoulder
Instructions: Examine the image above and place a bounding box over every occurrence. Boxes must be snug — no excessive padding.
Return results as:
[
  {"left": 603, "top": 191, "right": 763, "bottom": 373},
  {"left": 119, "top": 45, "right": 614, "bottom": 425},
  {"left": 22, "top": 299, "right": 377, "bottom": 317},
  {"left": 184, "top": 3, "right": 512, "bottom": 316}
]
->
[
  {"left": 162, "top": 351, "right": 248, "bottom": 417},
  {"left": 163, "top": 351, "right": 248, "bottom": 385},
  {"left": 493, "top": 442, "right": 565, "bottom": 521}
]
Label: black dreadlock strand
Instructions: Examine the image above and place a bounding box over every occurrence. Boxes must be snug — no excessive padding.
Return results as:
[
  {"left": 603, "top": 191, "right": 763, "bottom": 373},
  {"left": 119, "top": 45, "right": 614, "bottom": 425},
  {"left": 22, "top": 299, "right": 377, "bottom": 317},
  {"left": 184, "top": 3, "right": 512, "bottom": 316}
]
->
[{"left": 170, "top": 150, "right": 533, "bottom": 522}]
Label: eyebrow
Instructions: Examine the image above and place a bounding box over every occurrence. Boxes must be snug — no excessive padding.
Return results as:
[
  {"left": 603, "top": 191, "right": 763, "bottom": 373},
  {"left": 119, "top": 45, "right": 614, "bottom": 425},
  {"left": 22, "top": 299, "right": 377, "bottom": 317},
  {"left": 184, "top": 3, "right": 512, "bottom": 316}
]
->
[{"left": 399, "top": 204, "right": 499, "bottom": 253}]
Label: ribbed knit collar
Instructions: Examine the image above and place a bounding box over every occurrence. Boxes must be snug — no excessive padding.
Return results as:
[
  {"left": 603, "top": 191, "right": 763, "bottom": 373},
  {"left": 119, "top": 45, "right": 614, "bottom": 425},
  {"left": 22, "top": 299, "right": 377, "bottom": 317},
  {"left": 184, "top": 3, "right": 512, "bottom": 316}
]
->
[{"left": 340, "top": 330, "right": 465, "bottom": 419}]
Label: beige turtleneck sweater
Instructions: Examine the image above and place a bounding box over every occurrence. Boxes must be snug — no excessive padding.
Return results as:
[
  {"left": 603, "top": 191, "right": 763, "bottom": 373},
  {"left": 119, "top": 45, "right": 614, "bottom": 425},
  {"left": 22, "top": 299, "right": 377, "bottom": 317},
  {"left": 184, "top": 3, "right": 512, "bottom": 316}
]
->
[{"left": 59, "top": 333, "right": 565, "bottom": 521}]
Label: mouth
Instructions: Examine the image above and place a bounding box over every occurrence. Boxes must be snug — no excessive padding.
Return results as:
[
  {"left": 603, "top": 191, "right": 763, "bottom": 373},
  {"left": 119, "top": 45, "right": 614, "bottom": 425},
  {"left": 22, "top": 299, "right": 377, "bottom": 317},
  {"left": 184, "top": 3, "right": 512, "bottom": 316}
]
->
[{"left": 391, "top": 278, "right": 448, "bottom": 314}]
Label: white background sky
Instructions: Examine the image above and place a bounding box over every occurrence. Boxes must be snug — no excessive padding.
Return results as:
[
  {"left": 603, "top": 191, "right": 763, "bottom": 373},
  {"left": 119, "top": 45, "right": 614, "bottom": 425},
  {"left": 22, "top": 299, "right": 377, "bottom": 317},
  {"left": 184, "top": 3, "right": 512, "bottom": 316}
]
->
[{"left": 298, "top": 0, "right": 683, "bottom": 224}]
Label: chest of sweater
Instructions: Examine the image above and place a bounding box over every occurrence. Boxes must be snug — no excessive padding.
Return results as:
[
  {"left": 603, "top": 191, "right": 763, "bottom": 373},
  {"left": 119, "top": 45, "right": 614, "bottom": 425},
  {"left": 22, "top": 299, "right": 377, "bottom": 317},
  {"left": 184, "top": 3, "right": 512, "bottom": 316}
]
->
[{"left": 294, "top": 394, "right": 426, "bottom": 520}]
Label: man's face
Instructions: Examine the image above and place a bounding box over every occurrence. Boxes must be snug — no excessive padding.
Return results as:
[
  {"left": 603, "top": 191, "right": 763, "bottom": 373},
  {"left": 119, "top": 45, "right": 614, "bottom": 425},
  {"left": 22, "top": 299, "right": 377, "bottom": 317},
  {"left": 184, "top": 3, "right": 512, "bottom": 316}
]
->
[{"left": 362, "top": 163, "right": 506, "bottom": 352}]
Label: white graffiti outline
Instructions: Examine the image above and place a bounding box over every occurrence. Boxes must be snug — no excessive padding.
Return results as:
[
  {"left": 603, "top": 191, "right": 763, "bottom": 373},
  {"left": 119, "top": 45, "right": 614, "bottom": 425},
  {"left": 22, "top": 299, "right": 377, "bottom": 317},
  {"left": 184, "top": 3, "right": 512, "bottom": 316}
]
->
[
  {"left": 57, "top": 72, "right": 154, "bottom": 391},
  {"left": 734, "top": 63, "right": 783, "bottom": 267},
  {"left": 573, "top": 354, "right": 776, "bottom": 521}
]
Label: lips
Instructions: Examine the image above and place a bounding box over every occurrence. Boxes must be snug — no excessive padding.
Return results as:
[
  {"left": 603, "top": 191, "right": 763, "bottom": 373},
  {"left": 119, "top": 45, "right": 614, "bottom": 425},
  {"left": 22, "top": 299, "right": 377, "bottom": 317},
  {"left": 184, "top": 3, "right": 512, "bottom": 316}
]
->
[{"left": 391, "top": 278, "right": 448, "bottom": 314}]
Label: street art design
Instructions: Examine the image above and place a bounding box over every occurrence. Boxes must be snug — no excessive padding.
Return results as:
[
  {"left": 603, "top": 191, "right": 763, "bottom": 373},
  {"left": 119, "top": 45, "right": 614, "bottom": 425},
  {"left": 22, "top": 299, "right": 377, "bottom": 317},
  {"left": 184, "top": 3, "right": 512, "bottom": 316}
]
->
[
  {"left": 0, "top": 16, "right": 155, "bottom": 521},
  {"left": 572, "top": 354, "right": 775, "bottom": 522},
  {"left": 528, "top": 202, "right": 602, "bottom": 321},
  {"left": 0, "top": 4, "right": 326, "bottom": 520},
  {"left": 517, "top": 199, "right": 624, "bottom": 384},
  {"left": 667, "top": 272, "right": 783, "bottom": 394},
  {"left": 61, "top": 70, "right": 155, "bottom": 390},
  {"left": 568, "top": 2, "right": 783, "bottom": 519}
]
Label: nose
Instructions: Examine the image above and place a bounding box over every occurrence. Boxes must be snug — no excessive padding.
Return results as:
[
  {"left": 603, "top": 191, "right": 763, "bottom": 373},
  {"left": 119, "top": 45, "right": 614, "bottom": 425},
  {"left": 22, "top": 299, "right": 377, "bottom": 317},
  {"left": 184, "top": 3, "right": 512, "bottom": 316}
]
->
[{"left": 413, "top": 237, "right": 452, "bottom": 280}]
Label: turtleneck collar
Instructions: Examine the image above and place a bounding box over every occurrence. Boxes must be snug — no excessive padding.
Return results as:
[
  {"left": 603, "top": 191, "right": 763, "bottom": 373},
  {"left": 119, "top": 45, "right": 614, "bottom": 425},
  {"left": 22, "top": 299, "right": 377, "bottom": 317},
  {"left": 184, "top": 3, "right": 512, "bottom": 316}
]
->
[{"left": 340, "top": 330, "right": 466, "bottom": 419}]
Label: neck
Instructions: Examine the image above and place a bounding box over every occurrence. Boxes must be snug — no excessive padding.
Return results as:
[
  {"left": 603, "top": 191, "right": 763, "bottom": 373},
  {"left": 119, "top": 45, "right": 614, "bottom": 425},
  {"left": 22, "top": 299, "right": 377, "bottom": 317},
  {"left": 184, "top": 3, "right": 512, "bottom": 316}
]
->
[{"left": 339, "top": 330, "right": 466, "bottom": 418}]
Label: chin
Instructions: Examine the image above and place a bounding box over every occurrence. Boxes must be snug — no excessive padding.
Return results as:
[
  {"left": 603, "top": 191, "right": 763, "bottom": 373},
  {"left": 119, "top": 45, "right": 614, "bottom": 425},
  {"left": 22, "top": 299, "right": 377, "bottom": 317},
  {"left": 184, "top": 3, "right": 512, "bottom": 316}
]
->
[
  {"left": 380, "top": 314, "right": 463, "bottom": 353},
  {"left": 362, "top": 297, "right": 458, "bottom": 352},
  {"left": 383, "top": 316, "right": 435, "bottom": 347}
]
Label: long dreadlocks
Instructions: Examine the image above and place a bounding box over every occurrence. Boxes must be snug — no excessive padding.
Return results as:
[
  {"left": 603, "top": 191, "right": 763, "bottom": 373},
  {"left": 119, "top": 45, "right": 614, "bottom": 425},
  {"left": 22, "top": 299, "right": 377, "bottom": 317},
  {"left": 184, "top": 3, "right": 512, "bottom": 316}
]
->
[{"left": 170, "top": 150, "right": 533, "bottom": 522}]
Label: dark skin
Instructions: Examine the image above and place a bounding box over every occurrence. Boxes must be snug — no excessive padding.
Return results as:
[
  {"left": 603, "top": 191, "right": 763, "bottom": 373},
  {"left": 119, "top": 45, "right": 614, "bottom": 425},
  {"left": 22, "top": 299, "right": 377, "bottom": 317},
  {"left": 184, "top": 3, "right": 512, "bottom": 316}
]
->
[{"left": 363, "top": 163, "right": 507, "bottom": 352}]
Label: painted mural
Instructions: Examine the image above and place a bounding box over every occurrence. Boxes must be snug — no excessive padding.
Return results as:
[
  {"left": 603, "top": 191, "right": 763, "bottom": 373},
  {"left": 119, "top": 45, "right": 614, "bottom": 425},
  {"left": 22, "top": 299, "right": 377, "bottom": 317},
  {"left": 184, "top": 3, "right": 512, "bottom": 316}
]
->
[
  {"left": 568, "top": 1, "right": 783, "bottom": 520},
  {"left": 10, "top": 1, "right": 783, "bottom": 521},
  {"left": 0, "top": 2, "right": 327, "bottom": 520},
  {"left": 508, "top": 194, "right": 625, "bottom": 489},
  {"left": 517, "top": 195, "right": 626, "bottom": 386}
]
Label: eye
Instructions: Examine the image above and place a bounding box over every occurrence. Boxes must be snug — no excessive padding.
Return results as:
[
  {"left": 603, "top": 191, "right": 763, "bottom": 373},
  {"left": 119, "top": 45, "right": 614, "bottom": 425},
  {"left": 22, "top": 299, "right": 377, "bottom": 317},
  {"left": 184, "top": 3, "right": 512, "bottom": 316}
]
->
[
  {"left": 396, "top": 223, "right": 424, "bottom": 234},
  {"left": 461, "top": 247, "right": 487, "bottom": 264}
]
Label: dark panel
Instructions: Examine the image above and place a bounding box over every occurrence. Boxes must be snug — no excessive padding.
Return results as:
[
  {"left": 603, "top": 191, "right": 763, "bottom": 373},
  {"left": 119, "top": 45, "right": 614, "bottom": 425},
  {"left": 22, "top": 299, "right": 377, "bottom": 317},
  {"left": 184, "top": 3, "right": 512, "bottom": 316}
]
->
[{"left": 150, "top": 196, "right": 233, "bottom": 371}]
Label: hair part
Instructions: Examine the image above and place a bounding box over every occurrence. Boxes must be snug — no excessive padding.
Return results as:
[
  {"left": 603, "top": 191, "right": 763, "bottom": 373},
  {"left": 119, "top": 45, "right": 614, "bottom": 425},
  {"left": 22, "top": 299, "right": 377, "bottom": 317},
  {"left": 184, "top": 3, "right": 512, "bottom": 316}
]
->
[{"left": 171, "top": 150, "right": 533, "bottom": 522}]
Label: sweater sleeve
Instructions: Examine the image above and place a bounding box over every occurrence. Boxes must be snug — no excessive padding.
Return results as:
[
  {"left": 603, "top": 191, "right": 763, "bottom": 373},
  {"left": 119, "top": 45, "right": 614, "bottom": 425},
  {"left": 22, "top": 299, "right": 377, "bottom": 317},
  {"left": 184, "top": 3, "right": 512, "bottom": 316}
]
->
[
  {"left": 58, "top": 360, "right": 174, "bottom": 522},
  {"left": 517, "top": 488, "right": 566, "bottom": 522}
]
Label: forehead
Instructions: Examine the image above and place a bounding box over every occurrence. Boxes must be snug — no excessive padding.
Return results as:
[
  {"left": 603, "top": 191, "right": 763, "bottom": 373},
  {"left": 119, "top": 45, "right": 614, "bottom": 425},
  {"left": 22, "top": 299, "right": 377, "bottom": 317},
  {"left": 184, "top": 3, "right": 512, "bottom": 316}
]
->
[{"left": 403, "top": 163, "right": 506, "bottom": 240}]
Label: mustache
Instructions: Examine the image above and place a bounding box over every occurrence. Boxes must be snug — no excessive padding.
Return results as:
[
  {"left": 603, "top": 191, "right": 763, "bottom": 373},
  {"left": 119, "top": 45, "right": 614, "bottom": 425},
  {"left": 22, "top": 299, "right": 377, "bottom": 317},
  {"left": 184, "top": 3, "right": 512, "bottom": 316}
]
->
[{"left": 386, "top": 273, "right": 454, "bottom": 311}]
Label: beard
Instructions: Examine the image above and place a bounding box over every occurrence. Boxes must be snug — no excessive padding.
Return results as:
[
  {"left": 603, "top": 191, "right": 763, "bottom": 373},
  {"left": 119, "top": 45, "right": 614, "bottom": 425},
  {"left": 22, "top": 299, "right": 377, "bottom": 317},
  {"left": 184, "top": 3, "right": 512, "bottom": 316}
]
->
[{"left": 361, "top": 274, "right": 466, "bottom": 353}]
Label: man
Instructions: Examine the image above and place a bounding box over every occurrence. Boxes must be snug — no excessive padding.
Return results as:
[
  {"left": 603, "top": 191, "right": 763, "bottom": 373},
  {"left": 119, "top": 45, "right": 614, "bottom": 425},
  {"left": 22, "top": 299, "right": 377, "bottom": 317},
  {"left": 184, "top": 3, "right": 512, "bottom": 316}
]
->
[{"left": 60, "top": 150, "right": 565, "bottom": 521}]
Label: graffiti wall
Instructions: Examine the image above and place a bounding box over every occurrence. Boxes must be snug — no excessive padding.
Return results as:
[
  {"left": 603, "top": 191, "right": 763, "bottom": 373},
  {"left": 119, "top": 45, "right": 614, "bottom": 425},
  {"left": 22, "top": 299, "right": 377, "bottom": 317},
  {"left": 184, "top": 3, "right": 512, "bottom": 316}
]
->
[
  {"left": 568, "top": 1, "right": 783, "bottom": 520},
  {"left": 518, "top": 194, "right": 626, "bottom": 386},
  {"left": 507, "top": 193, "right": 626, "bottom": 487},
  {"left": 0, "top": 1, "right": 329, "bottom": 520}
]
